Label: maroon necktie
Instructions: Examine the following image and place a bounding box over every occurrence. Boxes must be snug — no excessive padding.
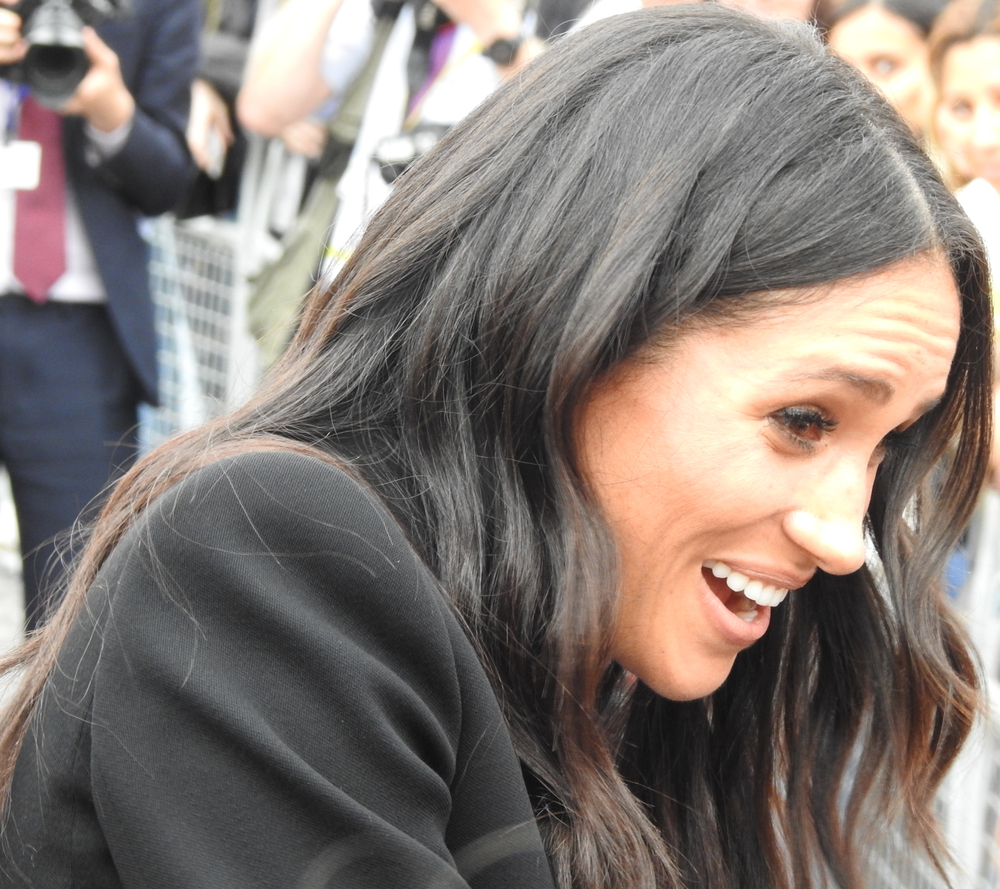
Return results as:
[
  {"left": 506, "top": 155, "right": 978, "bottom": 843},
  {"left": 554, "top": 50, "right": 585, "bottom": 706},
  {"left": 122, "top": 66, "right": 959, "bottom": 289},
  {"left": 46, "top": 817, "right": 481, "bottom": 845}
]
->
[{"left": 14, "top": 96, "right": 67, "bottom": 303}]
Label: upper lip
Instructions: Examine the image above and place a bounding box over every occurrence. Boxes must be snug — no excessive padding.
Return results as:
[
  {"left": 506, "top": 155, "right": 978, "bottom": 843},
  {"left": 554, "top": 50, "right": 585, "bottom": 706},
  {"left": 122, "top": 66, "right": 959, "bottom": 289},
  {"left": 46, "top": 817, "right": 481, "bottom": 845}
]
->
[{"left": 706, "top": 559, "right": 814, "bottom": 591}]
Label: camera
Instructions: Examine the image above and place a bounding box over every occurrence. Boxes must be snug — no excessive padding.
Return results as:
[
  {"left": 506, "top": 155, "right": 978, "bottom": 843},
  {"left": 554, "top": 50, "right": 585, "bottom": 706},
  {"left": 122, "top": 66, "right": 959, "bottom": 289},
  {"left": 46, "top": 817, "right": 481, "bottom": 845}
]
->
[
  {"left": 3, "top": 0, "right": 129, "bottom": 109},
  {"left": 373, "top": 124, "right": 450, "bottom": 184}
]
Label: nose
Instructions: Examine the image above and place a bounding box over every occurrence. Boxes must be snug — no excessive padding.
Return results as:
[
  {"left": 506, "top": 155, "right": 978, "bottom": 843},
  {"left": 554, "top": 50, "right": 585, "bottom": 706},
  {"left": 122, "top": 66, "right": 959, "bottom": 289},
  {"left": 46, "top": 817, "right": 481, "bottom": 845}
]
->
[
  {"left": 782, "top": 452, "right": 872, "bottom": 575},
  {"left": 783, "top": 510, "right": 867, "bottom": 575},
  {"left": 782, "top": 455, "right": 869, "bottom": 575}
]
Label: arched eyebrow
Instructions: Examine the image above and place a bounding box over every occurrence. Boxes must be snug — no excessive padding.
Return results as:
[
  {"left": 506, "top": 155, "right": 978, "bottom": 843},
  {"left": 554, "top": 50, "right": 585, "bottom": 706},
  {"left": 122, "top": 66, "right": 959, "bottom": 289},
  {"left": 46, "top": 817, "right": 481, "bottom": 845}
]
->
[
  {"left": 784, "top": 369, "right": 944, "bottom": 416},
  {"left": 783, "top": 369, "right": 894, "bottom": 402}
]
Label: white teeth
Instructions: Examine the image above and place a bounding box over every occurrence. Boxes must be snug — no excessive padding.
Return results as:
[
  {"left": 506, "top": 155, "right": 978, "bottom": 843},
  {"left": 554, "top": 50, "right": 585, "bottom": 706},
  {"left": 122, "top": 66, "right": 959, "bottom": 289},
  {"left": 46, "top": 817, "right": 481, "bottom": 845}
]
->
[
  {"left": 706, "top": 560, "right": 791, "bottom": 607},
  {"left": 760, "top": 586, "right": 789, "bottom": 607},
  {"left": 725, "top": 572, "right": 749, "bottom": 592},
  {"left": 740, "top": 610, "right": 758, "bottom": 623}
]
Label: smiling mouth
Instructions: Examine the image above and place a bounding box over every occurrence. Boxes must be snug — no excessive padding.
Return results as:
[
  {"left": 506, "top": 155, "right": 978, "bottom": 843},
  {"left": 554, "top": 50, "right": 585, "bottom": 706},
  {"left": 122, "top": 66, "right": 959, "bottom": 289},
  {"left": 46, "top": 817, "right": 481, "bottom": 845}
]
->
[{"left": 702, "top": 560, "right": 789, "bottom": 623}]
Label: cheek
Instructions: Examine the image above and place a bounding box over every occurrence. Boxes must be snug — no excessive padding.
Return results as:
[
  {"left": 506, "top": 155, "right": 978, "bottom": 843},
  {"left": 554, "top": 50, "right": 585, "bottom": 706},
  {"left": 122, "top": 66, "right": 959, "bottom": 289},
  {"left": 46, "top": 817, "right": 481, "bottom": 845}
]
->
[
  {"left": 608, "top": 437, "right": 780, "bottom": 577},
  {"left": 895, "top": 71, "right": 924, "bottom": 100},
  {"left": 936, "top": 115, "right": 973, "bottom": 167},
  {"left": 885, "top": 69, "right": 929, "bottom": 114},
  {"left": 935, "top": 105, "right": 962, "bottom": 139}
]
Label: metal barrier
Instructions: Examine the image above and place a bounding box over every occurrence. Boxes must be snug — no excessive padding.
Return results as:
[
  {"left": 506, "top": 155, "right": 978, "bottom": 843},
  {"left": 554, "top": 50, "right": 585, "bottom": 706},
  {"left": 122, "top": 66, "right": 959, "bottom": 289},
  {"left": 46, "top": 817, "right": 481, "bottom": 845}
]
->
[{"left": 140, "top": 215, "right": 260, "bottom": 450}]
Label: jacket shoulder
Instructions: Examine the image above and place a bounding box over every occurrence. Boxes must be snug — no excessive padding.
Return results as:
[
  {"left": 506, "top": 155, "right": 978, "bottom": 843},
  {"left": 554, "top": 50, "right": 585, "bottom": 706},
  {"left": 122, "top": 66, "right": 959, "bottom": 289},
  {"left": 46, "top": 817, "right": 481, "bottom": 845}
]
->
[{"left": 145, "top": 449, "right": 415, "bottom": 570}]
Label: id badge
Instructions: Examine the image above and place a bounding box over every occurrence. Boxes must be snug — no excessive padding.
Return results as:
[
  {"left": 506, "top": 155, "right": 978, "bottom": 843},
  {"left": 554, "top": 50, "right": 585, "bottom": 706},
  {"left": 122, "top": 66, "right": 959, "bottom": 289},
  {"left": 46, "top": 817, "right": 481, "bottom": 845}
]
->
[{"left": 0, "top": 140, "right": 42, "bottom": 191}]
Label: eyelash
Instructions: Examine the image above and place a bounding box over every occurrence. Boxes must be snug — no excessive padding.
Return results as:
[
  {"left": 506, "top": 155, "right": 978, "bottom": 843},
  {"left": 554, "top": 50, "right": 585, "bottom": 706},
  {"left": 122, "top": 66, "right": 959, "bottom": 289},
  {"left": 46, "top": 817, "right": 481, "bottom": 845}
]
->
[
  {"left": 770, "top": 407, "right": 915, "bottom": 462},
  {"left": 771, "top": 407, "right": 837, "bottom": 450}
]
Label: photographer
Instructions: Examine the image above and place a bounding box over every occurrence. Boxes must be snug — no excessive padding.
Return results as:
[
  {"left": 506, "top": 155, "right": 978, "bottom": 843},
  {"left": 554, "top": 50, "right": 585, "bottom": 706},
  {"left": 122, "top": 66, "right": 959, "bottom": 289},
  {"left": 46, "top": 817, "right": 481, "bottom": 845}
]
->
[{"left": 0, "top": 0, "right": 199, "bottom": 631}]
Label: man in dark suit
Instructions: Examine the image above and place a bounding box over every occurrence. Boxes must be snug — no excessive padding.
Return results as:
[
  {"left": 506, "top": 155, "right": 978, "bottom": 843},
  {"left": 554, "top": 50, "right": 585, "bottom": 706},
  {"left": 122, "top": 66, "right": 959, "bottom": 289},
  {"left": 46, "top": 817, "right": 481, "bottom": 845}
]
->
[{"left": 0, "top": 0, "right": 200, "bottom": 629}]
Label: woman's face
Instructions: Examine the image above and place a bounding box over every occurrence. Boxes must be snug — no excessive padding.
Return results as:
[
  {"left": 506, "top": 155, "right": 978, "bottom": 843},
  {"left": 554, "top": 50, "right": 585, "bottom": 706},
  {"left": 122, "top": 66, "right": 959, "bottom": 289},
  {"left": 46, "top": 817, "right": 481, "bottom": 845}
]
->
[
  {"left": 828, "top": 6, "right": 934, "bottom": 136},
  {"left": 936, "top": 36, "right": 1000, "bottom": 191},
  {"left": 577, "top": 256, "right": 961, "bottom": 701}
]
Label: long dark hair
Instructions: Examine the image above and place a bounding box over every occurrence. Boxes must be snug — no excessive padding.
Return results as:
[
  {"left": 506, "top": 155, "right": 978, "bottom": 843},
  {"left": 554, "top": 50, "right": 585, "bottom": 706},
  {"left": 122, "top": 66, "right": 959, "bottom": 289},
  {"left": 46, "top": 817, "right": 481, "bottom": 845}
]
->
[{"left": 0, "top": 7, "right": 992, "bottom": 888}]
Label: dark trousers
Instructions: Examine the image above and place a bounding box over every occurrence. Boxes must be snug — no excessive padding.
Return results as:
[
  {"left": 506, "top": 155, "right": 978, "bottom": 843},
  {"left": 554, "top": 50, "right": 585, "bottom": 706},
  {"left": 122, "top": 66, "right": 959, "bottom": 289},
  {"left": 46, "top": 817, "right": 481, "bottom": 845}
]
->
[{"left": 0, "top": 295, "right": 140, "bottom": 631}]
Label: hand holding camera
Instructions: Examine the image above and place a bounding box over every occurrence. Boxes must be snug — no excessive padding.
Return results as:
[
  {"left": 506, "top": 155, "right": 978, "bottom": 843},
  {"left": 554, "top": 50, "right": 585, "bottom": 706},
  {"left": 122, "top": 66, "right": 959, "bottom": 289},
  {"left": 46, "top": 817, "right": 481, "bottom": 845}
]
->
[
  {"left": 59, "top": 26, "right": 133, "bottom": 130},
  {"left": 0, "top": 1, "right": 28, "bottom": 66},
  {"left": 0, "top": 0, "right": 132, "bottom": 128}
]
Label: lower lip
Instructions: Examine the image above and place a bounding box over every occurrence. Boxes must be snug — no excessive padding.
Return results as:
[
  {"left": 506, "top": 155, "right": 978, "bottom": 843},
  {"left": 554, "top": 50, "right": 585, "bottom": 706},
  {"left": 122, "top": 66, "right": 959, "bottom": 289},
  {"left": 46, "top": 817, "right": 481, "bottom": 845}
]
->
[{"left": 700, "top": 567, "right": 771, "bottom": 648}]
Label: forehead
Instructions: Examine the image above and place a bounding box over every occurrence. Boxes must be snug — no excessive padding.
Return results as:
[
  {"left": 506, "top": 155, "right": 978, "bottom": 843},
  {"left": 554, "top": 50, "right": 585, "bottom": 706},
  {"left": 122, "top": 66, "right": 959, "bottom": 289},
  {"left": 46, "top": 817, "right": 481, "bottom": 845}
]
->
[
  {"left": 941, "top": 35, "right": 1000, "bottom": 86},
  {"left": 674, "top": 256, "right": 961, "bottom": 373},
  {"left": 830, "top": 6, "right": 925, "bottom": 49}
]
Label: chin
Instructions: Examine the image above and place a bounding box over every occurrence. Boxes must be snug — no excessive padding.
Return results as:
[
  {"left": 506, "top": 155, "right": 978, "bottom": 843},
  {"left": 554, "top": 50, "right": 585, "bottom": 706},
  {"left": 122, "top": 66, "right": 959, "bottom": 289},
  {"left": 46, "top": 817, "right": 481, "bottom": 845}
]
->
[{"left": 635, "top": 658, "right": 737, "bottom": 701}]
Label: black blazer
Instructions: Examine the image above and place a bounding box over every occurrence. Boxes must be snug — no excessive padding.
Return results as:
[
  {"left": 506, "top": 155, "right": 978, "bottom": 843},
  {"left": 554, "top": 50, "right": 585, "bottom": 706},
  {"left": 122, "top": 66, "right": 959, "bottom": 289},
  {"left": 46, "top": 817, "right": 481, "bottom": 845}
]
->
[{"left": 1, "top": 452, "right": 556, "bottom": 889}]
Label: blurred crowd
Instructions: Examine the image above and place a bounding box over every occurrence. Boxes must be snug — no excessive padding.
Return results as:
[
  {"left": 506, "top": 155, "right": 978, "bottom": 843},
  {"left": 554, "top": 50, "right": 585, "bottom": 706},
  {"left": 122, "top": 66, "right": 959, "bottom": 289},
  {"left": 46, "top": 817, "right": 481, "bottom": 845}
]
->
[
  {"left": 189, "top": 0, "right": 1000, "bottom": 364},
  {"left": 1, "top": 0, "right": 999, "bottom": 629}
]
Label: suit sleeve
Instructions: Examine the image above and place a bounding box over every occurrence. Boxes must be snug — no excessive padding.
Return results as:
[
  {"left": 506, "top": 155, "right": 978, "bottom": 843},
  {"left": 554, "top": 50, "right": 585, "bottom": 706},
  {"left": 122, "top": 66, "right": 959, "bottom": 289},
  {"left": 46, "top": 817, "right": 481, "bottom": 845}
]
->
[
  {"left": 92, "top": 0, "right": 199, "bottom": 215},
  {"left": 88, "top": 452, "right": 475, "bottom": 888}
]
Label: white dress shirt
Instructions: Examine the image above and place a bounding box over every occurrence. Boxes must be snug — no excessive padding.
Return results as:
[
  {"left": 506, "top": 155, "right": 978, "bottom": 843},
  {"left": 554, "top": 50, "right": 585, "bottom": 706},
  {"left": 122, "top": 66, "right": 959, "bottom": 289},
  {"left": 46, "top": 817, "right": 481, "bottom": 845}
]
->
[{"left": 0, "top": 81, "right": 132, "bottom": 303}]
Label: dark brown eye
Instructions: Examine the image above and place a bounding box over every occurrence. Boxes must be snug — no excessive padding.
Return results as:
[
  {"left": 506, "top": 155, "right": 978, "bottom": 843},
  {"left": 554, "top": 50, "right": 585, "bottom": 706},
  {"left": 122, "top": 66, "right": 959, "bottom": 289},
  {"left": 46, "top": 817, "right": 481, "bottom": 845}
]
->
[{"left": 772, "top": 407, "right": 838, "bottom": 448}]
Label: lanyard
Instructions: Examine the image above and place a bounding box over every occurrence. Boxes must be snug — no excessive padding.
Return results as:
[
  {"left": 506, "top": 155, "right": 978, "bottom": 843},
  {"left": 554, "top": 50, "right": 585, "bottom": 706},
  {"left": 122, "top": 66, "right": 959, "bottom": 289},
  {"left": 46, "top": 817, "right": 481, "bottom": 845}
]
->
[{"left": 2, "top": 83, "right": 28, "bottom": 145}]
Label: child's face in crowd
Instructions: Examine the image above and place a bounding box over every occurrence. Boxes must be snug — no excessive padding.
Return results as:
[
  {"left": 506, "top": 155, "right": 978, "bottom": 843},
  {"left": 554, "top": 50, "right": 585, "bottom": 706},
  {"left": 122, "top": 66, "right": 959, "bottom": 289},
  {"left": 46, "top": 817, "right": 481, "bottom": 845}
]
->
[
  {"left": 828, "top": 6, "right": 934, "bottom": 136},
  {"left": 937, "top": 35, "right": 1000, "bottom": 190}
]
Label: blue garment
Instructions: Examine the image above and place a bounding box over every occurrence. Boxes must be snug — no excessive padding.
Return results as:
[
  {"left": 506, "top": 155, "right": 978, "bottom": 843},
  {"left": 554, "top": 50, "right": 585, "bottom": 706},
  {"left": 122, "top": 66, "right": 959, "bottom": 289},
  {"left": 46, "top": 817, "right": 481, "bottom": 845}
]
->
[
  {"left": 0, "top": 0, "right": 200, "bottom": 629},
  {"left": 68, "top": 0, "right": 201, "bottom": 404},
  {"left": 0, "top": 298, "right": 139, "bottom": 628},
  {"left": 945, "top": 544, "right": 972, "bottom": 600}
]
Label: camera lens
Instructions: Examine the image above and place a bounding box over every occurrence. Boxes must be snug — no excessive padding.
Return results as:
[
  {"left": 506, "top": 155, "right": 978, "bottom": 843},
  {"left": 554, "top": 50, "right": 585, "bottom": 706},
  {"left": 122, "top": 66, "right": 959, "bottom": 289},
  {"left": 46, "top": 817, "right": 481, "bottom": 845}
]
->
[{"left": 23, "top": 2, "right": 89, "bottom": 108}]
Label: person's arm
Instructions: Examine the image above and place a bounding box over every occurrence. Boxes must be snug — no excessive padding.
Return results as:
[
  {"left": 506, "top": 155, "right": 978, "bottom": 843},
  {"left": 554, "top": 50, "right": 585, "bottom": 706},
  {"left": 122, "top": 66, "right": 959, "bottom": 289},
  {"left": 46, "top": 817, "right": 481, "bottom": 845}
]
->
[
  {"left": 433, "top": 0, "right": 521, "bottom": 53},
  {"left": 237, "top": 0, "right": 343, "bottom": 138},
  {"left": 85, "top": 0, "right": 200, "bottom": 216},
  {"left": 59, "top": 27, "right": 135, "bottom": 133},
  {"left": 430, "top": 0, "right": 542, "bottom": 77},
  {"left": 86, "top": 452, "right": 481, "bottom": 887}
]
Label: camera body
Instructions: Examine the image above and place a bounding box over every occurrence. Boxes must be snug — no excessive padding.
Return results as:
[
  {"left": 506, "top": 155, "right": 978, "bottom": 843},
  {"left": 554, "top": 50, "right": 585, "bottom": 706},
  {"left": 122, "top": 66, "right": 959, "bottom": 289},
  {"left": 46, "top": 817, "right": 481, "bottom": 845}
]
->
[{"left": 4, "top": 0, "right": 130, "bottom": 109}]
